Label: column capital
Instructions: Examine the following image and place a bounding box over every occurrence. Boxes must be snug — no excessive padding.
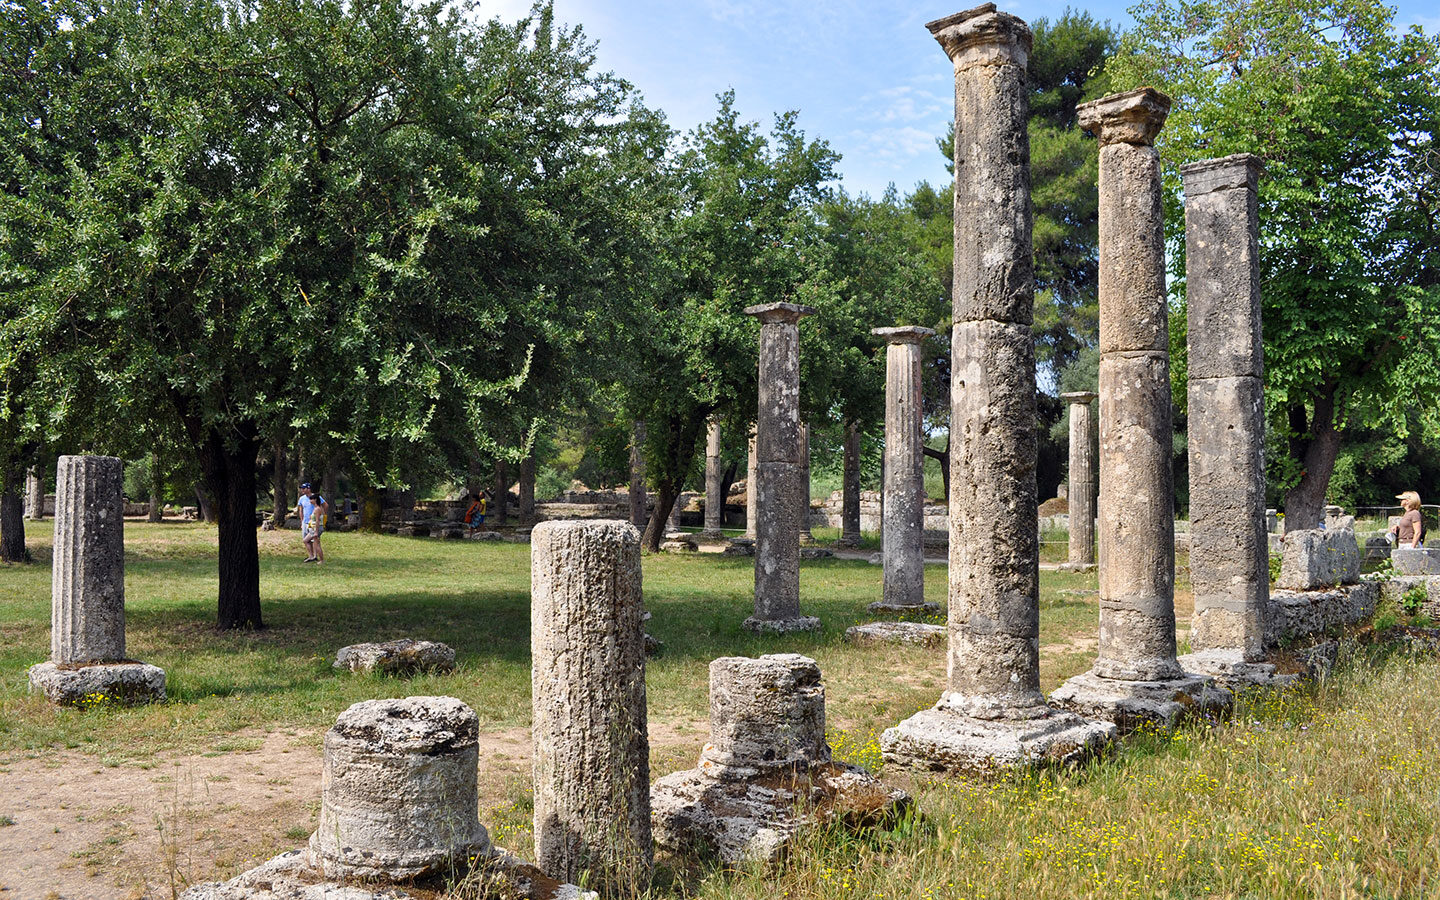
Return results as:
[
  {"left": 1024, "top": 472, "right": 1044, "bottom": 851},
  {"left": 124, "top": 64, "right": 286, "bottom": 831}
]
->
[
  {"left": 927, "top": 4, "right": 1031, "bottom": 69},
  {"left": 872, "top": 325, "right": 936, "bottom": 344},
  {"left": 1077, "top": 87, "right": 1171, "bottom": 147},
  {"left": 1060, "top": 391, "right": 1098, "bottom": 404},
  {"left": 744, "top": 301, "right": 816, "bottom": 324},
  {"left": 1181, "top": 153, "right": 1262, "bottom": 197}
]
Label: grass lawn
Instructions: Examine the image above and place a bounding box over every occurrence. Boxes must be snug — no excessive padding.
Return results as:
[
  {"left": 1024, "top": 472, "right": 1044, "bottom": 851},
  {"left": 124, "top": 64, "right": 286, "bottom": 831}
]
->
[{"left": 2, "top": 521, "right": 1436, "bottom": 899}]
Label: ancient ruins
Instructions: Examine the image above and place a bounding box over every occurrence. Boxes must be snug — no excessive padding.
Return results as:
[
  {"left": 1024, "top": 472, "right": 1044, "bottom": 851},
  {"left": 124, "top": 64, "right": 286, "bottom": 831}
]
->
[{"left": 1059, "top": 391, "right": 1097, "bottom": 572}]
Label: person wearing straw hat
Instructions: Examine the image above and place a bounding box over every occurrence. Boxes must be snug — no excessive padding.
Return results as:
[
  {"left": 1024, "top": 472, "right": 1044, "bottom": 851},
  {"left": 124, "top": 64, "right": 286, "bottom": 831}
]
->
[{"left": 1389, "top": 491, "right": 1426, "bottom": 548}]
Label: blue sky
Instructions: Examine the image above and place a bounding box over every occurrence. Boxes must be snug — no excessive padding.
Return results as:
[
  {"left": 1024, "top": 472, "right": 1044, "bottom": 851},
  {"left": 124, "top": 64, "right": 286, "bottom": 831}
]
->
[{"left": 482, "top": 0, "right": 1440, "bottom": 200}]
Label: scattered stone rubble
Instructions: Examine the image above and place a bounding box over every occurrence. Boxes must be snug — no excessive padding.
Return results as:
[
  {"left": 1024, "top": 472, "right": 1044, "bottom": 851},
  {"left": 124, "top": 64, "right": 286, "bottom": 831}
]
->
[{"left": 333, "top": 639, "right": 456, "bottom": 676}]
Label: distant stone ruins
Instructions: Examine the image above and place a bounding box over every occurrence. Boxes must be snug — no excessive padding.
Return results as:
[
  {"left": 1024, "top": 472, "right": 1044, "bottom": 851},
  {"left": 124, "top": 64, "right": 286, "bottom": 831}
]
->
[
  {"left": 1059, "top": 391, "right": 1097, "bottom": 572},
  {"left": 743, "top": 302, "right": 821, "bottom": 633},
  {"left": 651, "top": 654, "right": 909, "bottom": 863},
  {"left": 28, "top": 455, "right": 165, "bottom": 707},
  {"left": 882, "top": 5, "right": 1115, "bottom": 771}
]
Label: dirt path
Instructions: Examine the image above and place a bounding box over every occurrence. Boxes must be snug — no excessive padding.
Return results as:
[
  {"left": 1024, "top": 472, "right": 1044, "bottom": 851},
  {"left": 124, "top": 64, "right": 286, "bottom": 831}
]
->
[{"left": 1, "top": 720, "right": 707, "bottom": 900}]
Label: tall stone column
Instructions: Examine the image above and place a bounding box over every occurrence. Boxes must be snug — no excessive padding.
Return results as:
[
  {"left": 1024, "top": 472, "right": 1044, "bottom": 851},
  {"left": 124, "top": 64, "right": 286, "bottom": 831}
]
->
[
  {"left": 531, "top": 520, "right": 652, "bottom": 892},
  {"left": 1051, "top": 89, "right": 1229, "bottom": 728},
  {"left": 870, "top": 326, "right": 939, "bottom": 613},
  {"left": 1176, "top": 154, "right": 1278, "bottom": 684},
  {"left": 743, "top": 302, "right": 820, "bottom": 633},
  {"left": 703, "top": 419, "right": 725, "bottom": 536},
  {"left": 798, "top": 422, "right": 814, "bottom": 544},
  {"left": 882, "top": 5, "right": 1112, "bottom": 772},
  {"left": 743, "top": 428, "right": 758, "bottom": 540},
  {"left": 629, "top": 420, "right": 648, "bottom": 530},
  {"left": 838, "top": 421, "right": 862, "bottom": 547},
  {"left": 28, "top": 455, "right": 165, "bottom": 705},
  {"left": 519, "top": 453, "right": 536, "bottom": 522},
  {"left": 1059, "top": 392, "right": 1098, "bottom": 571},
  {"left": 24, "top": 467, "right": 43, "bottom": 519}
]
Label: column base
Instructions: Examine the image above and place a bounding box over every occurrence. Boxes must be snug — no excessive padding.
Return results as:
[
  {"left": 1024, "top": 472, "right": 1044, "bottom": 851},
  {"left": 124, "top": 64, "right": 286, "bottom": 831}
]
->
[
  {"left": 28, "top": 661, "right": 166, "bottom": 707},
  {"left": 866, "top": 600, "right": 941, "bottom": 615},
  {"left": 1056, "top": 562, "right": 1097, "bottom": 573},
  {"left": 1049, "top": 670, "right": 1231, "bottom": 731},
  {"left": 845, "top": 622, "right": 946, "bottom": 648},
  {"left": 881, "top": 705, "right": 1115, "bottom": 774},
  {"left": 742, "top": 615, "right": 821, "bottom": 634},
  {"left": 1176, "top": 649, "right": 1300, "bottom": 691}
]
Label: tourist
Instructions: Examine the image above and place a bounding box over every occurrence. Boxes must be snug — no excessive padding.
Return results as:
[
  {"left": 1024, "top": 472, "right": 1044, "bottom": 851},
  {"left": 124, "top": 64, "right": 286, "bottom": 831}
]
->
[
  {"left": 296, "top": 482, "right": 328, "bottom": 563},
  {"left": 1389, "top": 491, "right": 1426, "bottom": 548},
  {"left": 463, "top": 491, "right": 487, "bottom": 534}
]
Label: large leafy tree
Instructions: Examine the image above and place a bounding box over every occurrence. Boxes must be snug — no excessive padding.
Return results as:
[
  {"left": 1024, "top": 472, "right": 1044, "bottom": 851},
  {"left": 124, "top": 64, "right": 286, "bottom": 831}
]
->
[
  {"left": 2, "top": 0, "right": 659, "bottom": 624},
  {"left": 1110, "top": 0, "right": 1440, "bottom": 527}
]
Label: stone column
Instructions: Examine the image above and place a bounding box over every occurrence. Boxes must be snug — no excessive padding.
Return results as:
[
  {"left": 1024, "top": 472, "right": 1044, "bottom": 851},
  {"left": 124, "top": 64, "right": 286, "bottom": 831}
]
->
[
  {"left": 743, "top": 303, "right": 820, "bottom": 633},
  {"left": 531, "top": 520, "right": 652, "bottom": 891},
  {"left": 519, "top": 453, "right": 536, "bottom": 521},
  {"left": 1060, "top": 392, "right": 1098, "bottom": 571},
  {"left": 870, "top": 326, "right": 938, "bottom": 613},
  {"left": 28, "top": 455, "right": 165, "bottom": 706},
  {"left": 743, "top": 428, "right": 758, "bottom": 540},
  {"left": 1051, "top": 88, "right": 1229, "bottom": 728},
  {"left": 312, "top": 697, "right": 490, "bottom": 880},
  {"left": 629, "top": 420, "right": 648, "bottom": 530},
  {"left": 704, "top": 419, "right": 725, "bottom": 536},
  {"left": 1177, "top": 154, "right": 1276, "bottom": 683},
  {"left": 798, "top": 422, "right": 814, "bottom": 544},
  {"left": 882, "top": 5, "right": 1113, "bottom": 772},
  {"left": 24, "top": 467, "right": 43, "bottom": 519},
  {"left": 838, "top": 421, "right": 862, "bottom": 547}
]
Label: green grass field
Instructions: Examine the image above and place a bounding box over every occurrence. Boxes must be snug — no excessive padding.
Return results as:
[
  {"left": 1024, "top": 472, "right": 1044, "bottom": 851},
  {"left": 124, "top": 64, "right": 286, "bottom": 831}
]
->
[{"left": 2, "top": 521, "right": 1437, "bottom": 899}]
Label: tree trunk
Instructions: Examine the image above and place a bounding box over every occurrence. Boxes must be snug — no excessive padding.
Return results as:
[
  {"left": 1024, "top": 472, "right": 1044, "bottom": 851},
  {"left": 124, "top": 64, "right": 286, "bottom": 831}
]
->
[
  {"left": 194, "top": 482, "right": 216, "bottom": 524},
  {"left": 270, "top": 441, "right": 288, "bottom": 525},
  {"left": 198, "top": 428, "right": 263, "bottom": 629},
  {"left": 322, "top": 461, "right": 339, "bottom": 512},
  {"left": 360, "top": 485, "right": 384, "bottom": 532},
  {"left": 718, "top": 460, "right": 739, "bottom": 529},
  {"left": 1282, "top": 390, "right": 1343, "bottom": 533},
  {"left": 841, "top": 420, "right": 862, "bottom": 546},
  {"left": 923, "top": 439, "right": 950, "bottom": 506},
  {"left": 147, "top": 452, "right": 164, "bottom": 522},
  {"left": 643, "top": 482, "right": 678, "bottom": 551},
  {"left": 519, "top": 454, "right": 536, "bottom": 521},
  {"left": 493, "top": 459, "right": 509, "bottom": 526},
  {"left": 1, "top": 473, "right": 26, "bottom": 563}
]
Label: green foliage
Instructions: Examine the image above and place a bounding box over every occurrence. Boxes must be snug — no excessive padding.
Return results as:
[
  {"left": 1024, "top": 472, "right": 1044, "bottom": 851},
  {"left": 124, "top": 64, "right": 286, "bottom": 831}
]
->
[
  {"left": 1400, "top": 586, "right": 1427, "bottom": 617},
  {"left": 1110, "top": 0, "right": 1440, "bottom": 519}
]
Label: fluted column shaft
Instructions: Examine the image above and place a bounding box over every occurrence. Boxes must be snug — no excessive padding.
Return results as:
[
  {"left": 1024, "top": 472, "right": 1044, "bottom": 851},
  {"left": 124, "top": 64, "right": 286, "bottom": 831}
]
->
[
  {"left": 876, "top": 327, "right": 935, "bottom": 608},
  {"left": 25, "top": 467, "right": 44, "bottom": 519},
  {"left": 1062, "top": 393, "right": 1098, "bottom": 567},
  {"left": 51, "top": 455, "right": 126, "bottom": 663},
  {"left": 629, "top": 421, "right": 647, "bottom": 529},
  {"left": 1084, "top": 88, "right": 1181, "bottom": 682},
  {"left": 744, "top": 429, "right": 758, "bottom": 539},
  {"left": 932, "top": 6, "right": 1045, "bottom": 715},
  {"left": 704, "top": 419, "right": 724, "bottom": 535},
  {"left": 1184, "top": 154, "right": 1268, "bottom": 660}
]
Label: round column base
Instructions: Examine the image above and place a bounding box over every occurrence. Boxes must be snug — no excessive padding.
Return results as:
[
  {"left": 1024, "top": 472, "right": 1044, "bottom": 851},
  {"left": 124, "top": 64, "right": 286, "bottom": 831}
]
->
[
  {"left": 28, "top": 661, "right": 166, "bottom": 707},
  {"left": 742, "top": 615, "right": 821, "bottom": 634}
]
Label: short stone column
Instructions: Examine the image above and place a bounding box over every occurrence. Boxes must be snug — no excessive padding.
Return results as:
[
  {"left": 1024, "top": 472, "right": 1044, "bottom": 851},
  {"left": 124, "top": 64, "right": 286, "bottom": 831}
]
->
[
  {"left": 882, "top": 5, "right": 1113, "bottom": 772},
  {"left": 703, "top": 418, "right": 724, "bottom": 536},
  {"left": 838, "top": 422, "right": 863, "bottom": 547},
  {"left": 1060, "top": 392, "right": 1098, "bottom": 571},
  {"left": 870, "top": 326, "right": 938, "bottom": 613},
  {"left": 629, "top": 420, "right": 647, "bottom": 529},
  {"left": 531, "top": 520, "right": 652, "bottom": 892},
  {"left": 28, "top": 455, "right": 165, "bottom": 706},
  {"left": 1051, "top": 89, "right": 1229, "bottom": 728},
  {"left": 1175, "top": 154, "right": 1276, "bottom": 685},
  {"left": 651, "top": 654, "right": 909, "bottom": 864},
  {"left": 743, "top": 428, "right": 758, "bottom": 540},
  {"left": 743, "top": 302, "right": 820, "bottom": 633},
  {"left": 311, "top": 697, "right": 490, "bottom": 880},
  {"left": 24, "top": 467, "right": 43, "bottom": 520}
]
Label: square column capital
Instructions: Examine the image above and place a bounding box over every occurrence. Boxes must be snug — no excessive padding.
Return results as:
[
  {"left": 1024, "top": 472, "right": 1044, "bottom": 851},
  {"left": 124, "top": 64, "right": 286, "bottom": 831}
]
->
[
  {"left": 1181, "top": 153, "right": 1263, "bottom": 197},
  {"left": 1060, "top": 391, "right": 1098, "bottom": 404},
  {"left": 1077, "top": 87, "right": 1171, "bottom": 146},
  {"left": 872, "top": 325, "right": 936, "bottom": 344},
  {"left": 744, "top": 302, "right": 816, "bottom": 325},
  {"left": 927, "top": 4, "right": 1031, "bottom": 69}
]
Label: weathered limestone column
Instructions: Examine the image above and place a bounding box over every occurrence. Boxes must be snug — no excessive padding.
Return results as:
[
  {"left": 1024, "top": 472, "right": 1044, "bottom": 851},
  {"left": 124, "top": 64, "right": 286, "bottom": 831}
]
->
[
  {"left": 1051, "top": 89, "right": 1229, "bottom": 727},
  {"left": 743, "top": 302, "right": 820, "bottom": 633},
  {"left": 312, "top": 697, "right": 490, "bottom": 880},
  {"left": 743, "top": 429, "right": 758, "bottom": 540},
  {"left": 651, "top": 654, "right": 909, "bottom": 863},
  {"left": 1059, "top": 392, "right": 1098, "bottom": 571},
  {"left": 870, "top": 326, "right": 938, "bottom": 613},
  {"left": 28, "top": 455, "right": 165, "bottom": 706},
  {"left": 882, "top": 5, "right": 1113, "bottom": 771},
  {"left": 798, "top": 422, "right": 815, "bottom": 544},
  {"left": 703, "top": 419, "right": 725, "bottom": 536},
  {"left": 24, "top": 467, "right": 43, "bottom": 519},
  {"left": 1176, "top": 154, "right": 1278, "bottom": 685},
  {"left": 531, "top": 520, "right": 652, "bottom": 891},
  {"left": 629, "top": 420, "right": 648, "bottom": 529},
  {"left": 838, "top": 421, "right": 863, "bottom": 547}
]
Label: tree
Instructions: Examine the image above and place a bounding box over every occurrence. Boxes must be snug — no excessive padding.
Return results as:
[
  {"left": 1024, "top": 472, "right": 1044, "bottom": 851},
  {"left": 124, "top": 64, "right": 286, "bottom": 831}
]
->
[
  {"left": 1110, "top": 0, "right": 1440, "bottom": 528},
  {"left": 3, "top": 0, "right": 661, "bottom": 624}
]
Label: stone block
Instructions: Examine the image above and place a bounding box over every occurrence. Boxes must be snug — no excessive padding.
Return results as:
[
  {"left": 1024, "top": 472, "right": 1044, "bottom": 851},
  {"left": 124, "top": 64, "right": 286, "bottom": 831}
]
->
[
  {"left": 845, "top": 621, "right": 947, "bottom": 648},
  {"left": 27, "top": 661, "right": 165, "bottom": 707},
  {"left": 332, "top": 639, "right": 456, "bottom": 676},
  {"left": 1048, "top": 671, "right": 1230, "bottom": 732},
  {"left": 881, "top": 705, "right": 1115, "bottom": 774},
  {"left": 1392, "top": 547, "right": 1440, "bottom": 575},
  {"left": 1277, "top": 529, "right": 1361, "bottom": 590},
  {"left": 1175, "top": 649, "right": 1298, "bottom": 691}
]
